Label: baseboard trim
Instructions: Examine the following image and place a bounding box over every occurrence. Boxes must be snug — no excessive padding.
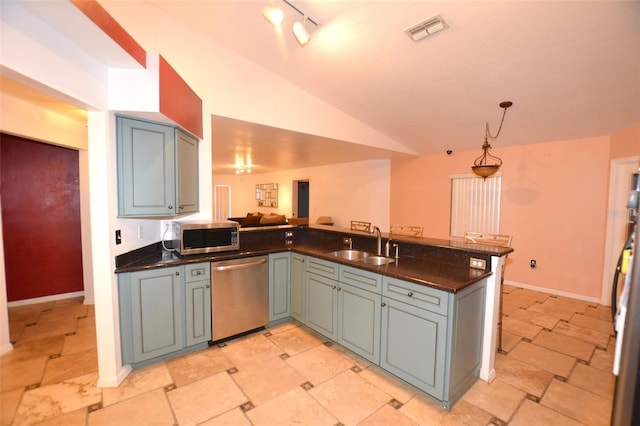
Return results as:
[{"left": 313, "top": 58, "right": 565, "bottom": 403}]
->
[
  {"left": 97, "top": 365, "right": 132, "bottom": 388},
  {"left": 7, "top": 291, "right": 85, "bottom": 307},
  {"left": 0, "top": 342, "right": 14, "bottom": 356},
  {"left": 504, "top": 280, "right": 601, "bottom": 305}
]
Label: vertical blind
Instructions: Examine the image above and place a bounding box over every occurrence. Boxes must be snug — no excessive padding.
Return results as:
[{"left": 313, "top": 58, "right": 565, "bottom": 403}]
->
[{"left": 450, "top": 174, "right": 502, "bottom": 238}]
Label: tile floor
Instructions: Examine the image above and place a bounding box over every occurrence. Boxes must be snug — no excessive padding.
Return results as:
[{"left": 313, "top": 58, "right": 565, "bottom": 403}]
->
[{"left": 1, "top": 285, "right": 616, "bottom": 425}]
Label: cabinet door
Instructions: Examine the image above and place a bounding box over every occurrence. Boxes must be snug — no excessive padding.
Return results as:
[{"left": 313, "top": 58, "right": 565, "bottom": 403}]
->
[
  {"left": 176, "top": 129, "right": 198, "bottom": 214},
  {"left": 269, "top": 252, "right": 291, "bottom": 321},
  {"left": 290, "top": 253, "right": 306, "bottom": 322},
  {"left": 380, "top": 297, "right": 447, "bottom": 400},
  {"left": 338, "top": 283, "right": 381, "bottom": 363},
  {"left": 117, "top": 116, "right": 175, "bottom": 216},
  {"left": 130, "top": 267, "right": 184, "bottom": 362},
  {"left": 305, "top": 272, "right": 338, "bottom": 340},
  {"left": 185, "top": 279, "right": 211, "bottom": 346}
]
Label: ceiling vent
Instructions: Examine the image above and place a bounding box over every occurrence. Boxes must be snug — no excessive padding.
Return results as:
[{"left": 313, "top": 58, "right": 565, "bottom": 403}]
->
[{"left": 405, "top": 15, "right": 446, "bottom": 41}]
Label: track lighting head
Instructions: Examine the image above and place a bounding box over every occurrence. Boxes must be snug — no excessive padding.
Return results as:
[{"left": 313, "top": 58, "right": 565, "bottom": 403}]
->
[
  {"left": 293, "top": 17, "right": 311, "bottom": 46},
  {"left": 263, "top": 4, "right": 284, "bottom": 27}
]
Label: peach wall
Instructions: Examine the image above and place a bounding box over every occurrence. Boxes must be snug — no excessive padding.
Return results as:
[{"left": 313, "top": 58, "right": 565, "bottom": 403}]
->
[
  {"left": 391, "top": 136, "right": 611, "bottom": 300},
  {"left": 610, "top": 124, "right": 640, "bottom": 159}
]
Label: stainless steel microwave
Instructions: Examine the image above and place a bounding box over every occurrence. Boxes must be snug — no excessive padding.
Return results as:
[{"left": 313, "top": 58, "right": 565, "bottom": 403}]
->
[{"left": 172, "top": 221, "right": 239, "bottom": 255}]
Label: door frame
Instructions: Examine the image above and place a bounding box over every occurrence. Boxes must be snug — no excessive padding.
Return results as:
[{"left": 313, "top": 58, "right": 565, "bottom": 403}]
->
[{"left": 601, "top": 156, "right": 639, "bottom": 305}]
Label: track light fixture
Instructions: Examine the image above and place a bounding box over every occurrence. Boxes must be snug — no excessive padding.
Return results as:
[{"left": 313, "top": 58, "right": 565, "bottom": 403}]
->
[
  {"left": 263, "top": 0, "right": 318, "bottom": 46},
  {"left": 472, "top": 101, "right": 513, "bottom": 179}
]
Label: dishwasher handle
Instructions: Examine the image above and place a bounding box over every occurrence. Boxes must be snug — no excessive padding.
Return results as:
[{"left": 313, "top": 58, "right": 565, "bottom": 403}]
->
[{"left": 213, "top": 257, "right": 267, "bottom": 272}]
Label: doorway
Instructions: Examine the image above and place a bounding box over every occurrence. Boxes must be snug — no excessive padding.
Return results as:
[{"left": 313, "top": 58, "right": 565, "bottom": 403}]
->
[{"left": 292, "top": 179, "right": 309, "bottom": 220}]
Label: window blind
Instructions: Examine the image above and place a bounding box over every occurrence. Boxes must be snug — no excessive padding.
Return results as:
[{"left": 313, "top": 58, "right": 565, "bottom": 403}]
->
[{"left": 450, "top": 174, "right": 502, "bottom": 238}]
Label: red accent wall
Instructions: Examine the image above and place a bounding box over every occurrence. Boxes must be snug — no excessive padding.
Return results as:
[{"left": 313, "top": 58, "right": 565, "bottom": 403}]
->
[
  {"left": 1, "top": 134, "right": 84, "bottom": 302},
  {"left": 159, "top": 55, "right": 203, "bottom": 138}
]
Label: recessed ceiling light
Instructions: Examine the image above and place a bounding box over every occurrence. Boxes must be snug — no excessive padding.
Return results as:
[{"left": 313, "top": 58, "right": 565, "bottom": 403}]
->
[{"left": 405, "top": 15, "right": 446, "bottom": 42}]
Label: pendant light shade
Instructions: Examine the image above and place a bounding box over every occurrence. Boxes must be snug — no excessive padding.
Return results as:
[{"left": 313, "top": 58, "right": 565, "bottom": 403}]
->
[{"left": 472, "top": 101, "right": 513, "bottom": 178}]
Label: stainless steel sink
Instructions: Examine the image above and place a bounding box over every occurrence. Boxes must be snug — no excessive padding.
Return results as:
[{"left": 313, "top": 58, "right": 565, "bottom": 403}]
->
[
  {"left": 325, "top": 249, "right": 371, "bottom": 260},
  {"left": 357, "top": 256, "right": 395, "bottom": 265}
]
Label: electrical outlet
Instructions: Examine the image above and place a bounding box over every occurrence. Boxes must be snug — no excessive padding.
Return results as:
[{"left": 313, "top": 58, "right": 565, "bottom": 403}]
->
[
  {"left": 469, "top": 257, "right": 486, "bottom": 270},
  {"left": 115, "top": 229, "right": 122, "bottom": 245},
  {"left": 530, "top": 259, "right": 537, "bottom": 269}
]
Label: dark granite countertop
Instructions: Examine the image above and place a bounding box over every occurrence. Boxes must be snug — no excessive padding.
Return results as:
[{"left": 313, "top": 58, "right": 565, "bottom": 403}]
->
[{"left": 114, "top": 226, "right": 505, "bottom": 294}]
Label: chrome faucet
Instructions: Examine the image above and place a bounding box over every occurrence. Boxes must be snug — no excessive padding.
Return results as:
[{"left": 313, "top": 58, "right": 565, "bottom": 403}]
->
[{"left": 371, "top": 226, "right": 382, "bottom": 255}]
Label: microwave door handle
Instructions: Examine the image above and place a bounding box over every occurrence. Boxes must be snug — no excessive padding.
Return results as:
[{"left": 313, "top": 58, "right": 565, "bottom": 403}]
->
[{"left": 213, "top": 258, "right": 267, "bottom": 272}]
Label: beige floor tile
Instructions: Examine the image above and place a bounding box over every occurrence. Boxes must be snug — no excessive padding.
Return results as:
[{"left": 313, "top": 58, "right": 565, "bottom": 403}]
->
[
  {"left": 12, "top": 372, "right": 101, "bottom": 426},
  {"left": 569, "top": 363, "right": 615, "bottom": 400},
  {"left": 37, "top": 407, "right": 88, "bottom": 426},
  {"left": 166, "top": 346, "right": 234, "bottom": 388},
  {"left": 553, "top": 321, "right": 611, "bottom": 348},
  {"left": 584, "top": 305, "right": 613, "bottom": 321},
  {"left": 589, "top": 348, "right": 614, "bottom": 372},
  {"left": 219, "top": 333, "right": 284, "bottom": 368},
  {"left": 502, "top": 317, "right": 542, "bottom": 340},
  {"left": 62, "top": 329, "right": 97, "bottom": 355},
  {"left": 541, "top": 379, "right": 612, "bottom": 425},
  {"left": 246, "top": 386, "right": 338, "bottom": 426},
  {"left": 231, "top": 355, "right": 306, "bottom": 406},
  {"left": 0, "top": 334, "right": 64, "bottom": 365},
  {"left": 267, "top": 325, "right": 324, "bottom": 356},
  {"left": 359, "top": 403, "right": 419, "bottom": 426},
  {"left": 89, "top": 388, "right": 174, "bottom": 426},
  {"left": 168, "top": 372, "right": 248, "bottom": 426},
  {"left": 201, "top": 407, "right": 251, "bottom": 425},
  {"left": 359, "top": 365, "right": 418, "bottom": 404},
  {"left": 461, "top": 377, "right": 526, "bottom": 422},
  {"left": 309, "top": 369, "right": 391, "bottom": 425},
  {"left": 508, "top": 341, "right": 576, "bottom": 378},
  {"left": 328, "top": 341, "right": 373, "bottom": 370},
  {"left": 0, "top": 356, "right": 48, "bottom": 392},
  {"left": 102, "top": 362, "right": 173, "bottom": 407},
  {"left": 528, "top": 297, "right": 587, "bottom": 321},
  {"left": 41, "top": 348, "right": 98, "bottom": 385},
  {"left": 495, "top": 353, "right": 554, "bottom": 398},
  {"left": 18, "top": 317, "right": 77, "bottom": 342},
  {"left": 570, "top": 314, "right": 615, "bottom": 335},
  {"left": 76, "top": 316, "right": 96, "bottom": 334},
  {"left": 533, "top": 330, "right": 595, "bottom": 361},
  {"left": 286, "top": 342, "right": 353, "bottom": 386},
  {"left": 265, "top": 320, "right": 302, "bottom": 335},
  {"left": 399, "top": 393, "right": 450, "bottom": 426},
  {"left": 499, "top": 331, "right": 522, "bottom": 352},
  {"left": 508, "top": 308, "right": 560, "bottom": 330},
  {"left": 0, "top": 387, "right": 24, "bottom": 426},
  {"left": 510, "top": 399, "right": 582, "bottom": 426},
  {"left": 502, "top": 284, "right": 518, "bottom": 294}
]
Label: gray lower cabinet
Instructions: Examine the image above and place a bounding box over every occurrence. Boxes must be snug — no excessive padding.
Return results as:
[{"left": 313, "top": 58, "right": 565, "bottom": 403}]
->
[
  {"left": 116, "top": 115, "right": 198, "bottom": 217},
  {"left": 119, "top": 262, "right": 211, "bottom": 365},
  {"left": 290, "top": 253, "right": 306, "bottom": 322},
  {"left": 269, "top": 252, "right": 291, "bottom": 321},
  {"left": 184, "top": 263, "right": 211, "bottom": 347},
  {"left": 305, "top": 269, "right": 339, "bottom": 340}
]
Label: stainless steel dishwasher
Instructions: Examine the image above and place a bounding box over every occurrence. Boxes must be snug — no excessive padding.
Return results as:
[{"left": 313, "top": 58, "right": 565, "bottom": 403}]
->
[{"left": 210, "top": 255, "right": 269, "bottom": 341}]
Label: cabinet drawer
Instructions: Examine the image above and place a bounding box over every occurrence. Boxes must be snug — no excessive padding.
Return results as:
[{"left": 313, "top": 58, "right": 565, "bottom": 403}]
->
[
  {"left": 306, "top": 256, "right": 339, "bottom": 280},
  {"left": 185, "top": 263, "right": 210, "bottom": 283},
  {"left": 339, "top": 265, "right": 381, "bottom": 293},
  {"left": 382, "top": 277, "right": 448, "bottom": 316}
]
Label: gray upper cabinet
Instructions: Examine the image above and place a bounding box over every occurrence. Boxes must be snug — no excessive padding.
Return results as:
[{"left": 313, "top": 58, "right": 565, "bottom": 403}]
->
[{"left": 117, "top": 116, "right": 199, "bottom": 217}]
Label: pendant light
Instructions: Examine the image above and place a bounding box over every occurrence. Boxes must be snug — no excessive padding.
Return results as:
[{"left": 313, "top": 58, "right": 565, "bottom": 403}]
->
[{"left": 472, "top": 101, "right": 513, "bottom": 178}]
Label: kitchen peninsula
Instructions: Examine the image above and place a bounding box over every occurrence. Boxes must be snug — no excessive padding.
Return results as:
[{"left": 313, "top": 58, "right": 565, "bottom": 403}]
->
[{"left": 115, "top": 224, "right": 512, "bottom": 408}]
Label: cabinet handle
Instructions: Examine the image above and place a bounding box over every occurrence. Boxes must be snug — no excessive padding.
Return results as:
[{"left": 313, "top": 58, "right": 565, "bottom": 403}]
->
[
  {"left": 175, "top": 271, "right": 180, "bottom": 276},
  {"left": 332, "top": 285, "right": 337, "bottom": 290},
  {"left": 381, "top": 302, "right": 386, "bottom": 307},
  {"left": 337, "top": 287, "right": 342, "bottom": 291},
  {"left": 206, "top": 284, "right": 210, "bottom": 288},
  {"left": 179, "top": 205, "right": 184, "bottom": 210},
  {"left": 407, "top": 292, "right": 414, "bottom": 297},
  {"left": 168, "top": 205, "right": 173, "bottom": 210}
]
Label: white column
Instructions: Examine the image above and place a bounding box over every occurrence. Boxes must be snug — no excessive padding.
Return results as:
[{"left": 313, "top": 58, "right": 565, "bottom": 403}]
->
[
  {"left": 479, "top": 255, "right": 505, "bottom": 382},
  {"left": 0, "top": 200, "right": 14, "bottom": 355}
]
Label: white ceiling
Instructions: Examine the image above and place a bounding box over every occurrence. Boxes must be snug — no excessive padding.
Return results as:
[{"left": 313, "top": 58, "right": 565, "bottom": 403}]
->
[{"left": 140, "top": 0, "right": 639, "bottom": 175}]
